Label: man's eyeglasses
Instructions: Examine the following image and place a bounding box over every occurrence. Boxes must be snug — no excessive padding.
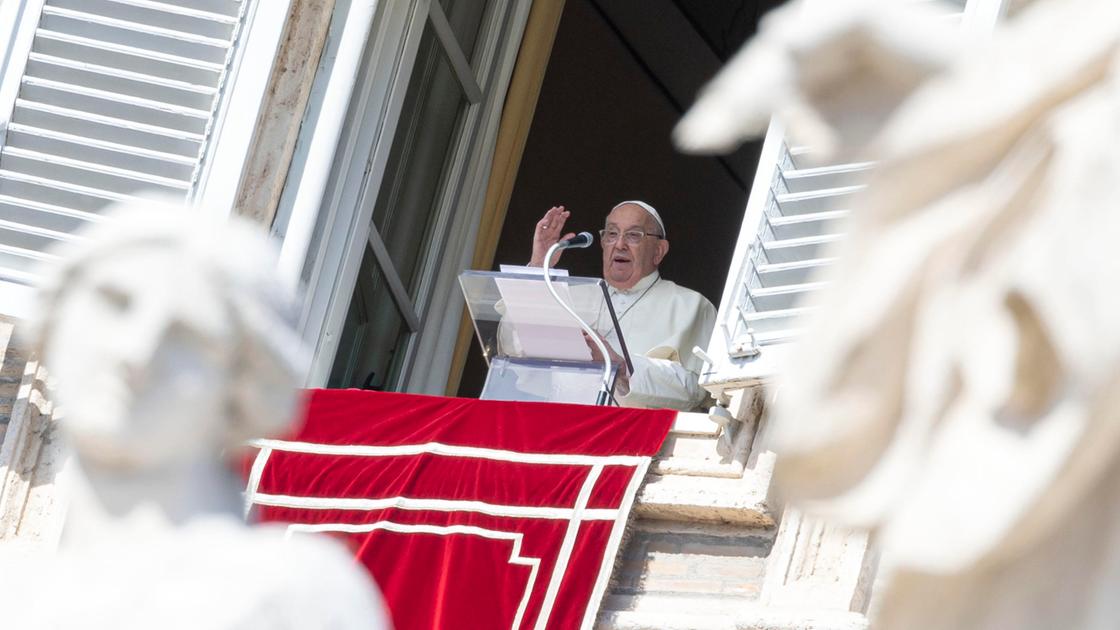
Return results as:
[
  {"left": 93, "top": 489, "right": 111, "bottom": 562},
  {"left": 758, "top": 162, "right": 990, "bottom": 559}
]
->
[{"left": 599, "top": 228, "right": 664, "bottom": 246}]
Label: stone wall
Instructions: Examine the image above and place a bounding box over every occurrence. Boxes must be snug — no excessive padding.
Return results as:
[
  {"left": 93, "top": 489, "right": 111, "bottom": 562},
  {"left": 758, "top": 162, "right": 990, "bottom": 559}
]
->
[
  {"left": 0, "top": 316, "right": 23, "bottom": 446},
  {"left": 597, "top": 389, "right": 876, "bottom": 630},
  {"left": 0, "top": 316, "right": 64, "bottom": 547},
  {"left": 614, "top": 521, "right": 773, "bottom": 601}
]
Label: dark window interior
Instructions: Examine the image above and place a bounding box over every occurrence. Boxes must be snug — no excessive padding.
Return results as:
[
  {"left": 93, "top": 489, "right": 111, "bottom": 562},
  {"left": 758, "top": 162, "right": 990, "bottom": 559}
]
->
[{"left": 458, "top": 0, "right": 784, "bottom": 397}]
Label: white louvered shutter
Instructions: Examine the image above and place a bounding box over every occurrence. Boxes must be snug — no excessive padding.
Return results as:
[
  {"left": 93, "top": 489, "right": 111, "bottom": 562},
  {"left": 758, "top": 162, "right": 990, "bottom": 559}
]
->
[
  {"left": 732, "top": 143, "right": 869, "bottom": 350},
  {"left": 0, "top": 0, "right": 262, "bottom": 315},
  {"left": 701, "top": 0, "right": 1001, "bottom": 393}
]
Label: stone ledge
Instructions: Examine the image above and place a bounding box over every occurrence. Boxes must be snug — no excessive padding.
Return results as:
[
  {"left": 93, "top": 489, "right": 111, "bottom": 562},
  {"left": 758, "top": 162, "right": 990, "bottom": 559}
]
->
[
  {"left": 669, "top": 411, "right": 720, "bottom": 437},
  {"left": 598, "top": 598, "right": 869, "bottom": 630},
  {"left": 633, "top": 470, "right": 775, "bottom": 526},
  {"left": 652, "top": 429, "right": 745, "bottom": 479},
  {"left": 654, "top": 404, "right": 763, "bottom": 478},
  {"left": 612, "top": 519, "right": 774, "bottom": 603},
  {"left": 599, "top": 593, "right": 743, "bottom": 629},
  {"left": 650, "top": 456, "right": 744, "bottom": 479},
  {"left": 599, "top": 609, "right": 869, "bottom": 630}
]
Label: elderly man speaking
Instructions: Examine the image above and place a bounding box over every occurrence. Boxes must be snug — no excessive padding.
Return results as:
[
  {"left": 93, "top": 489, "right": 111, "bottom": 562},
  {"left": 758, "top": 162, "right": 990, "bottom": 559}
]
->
[{"left": 529, "top": 201, "right": 717, "bottom": 410}]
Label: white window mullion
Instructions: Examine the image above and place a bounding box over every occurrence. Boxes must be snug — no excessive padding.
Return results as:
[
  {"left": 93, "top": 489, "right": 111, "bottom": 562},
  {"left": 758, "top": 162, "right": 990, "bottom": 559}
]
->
[
  {"left": 192, "top": 0, "right": 291, "bottom": 218},
  {"left": 290, "top": 0, "right": 432, "bottom": 388},
  {"left": 399, "top": 0, "right": 533, "bottom": 394},
  {"left": 427, "top": 0, "right": 482, "bottom": 104},
  {"left": 366, "top": 227, "right": 422, "bottom": 332},
  {"left": 0, "top": 0, "right": 47, "bottom": 150}
]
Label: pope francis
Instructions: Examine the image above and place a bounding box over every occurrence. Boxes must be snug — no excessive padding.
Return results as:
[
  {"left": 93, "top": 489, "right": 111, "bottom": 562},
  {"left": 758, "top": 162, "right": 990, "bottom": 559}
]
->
[{"left": 529, "top": 201, "right": 717, "bottom": 410}]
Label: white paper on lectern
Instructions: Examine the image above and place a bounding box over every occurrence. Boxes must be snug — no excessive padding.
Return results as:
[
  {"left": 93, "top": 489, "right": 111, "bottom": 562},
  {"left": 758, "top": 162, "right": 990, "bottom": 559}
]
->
[
  {"left": 494, "top": 276, "right": 593, "bottom": 362},
  {"left": 498, "top": 264, "right": 569, "bottom": 276}
]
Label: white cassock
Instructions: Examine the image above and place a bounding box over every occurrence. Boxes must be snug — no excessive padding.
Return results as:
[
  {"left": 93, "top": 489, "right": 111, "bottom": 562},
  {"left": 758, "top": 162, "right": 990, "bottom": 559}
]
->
[
  {"left": 600, "top": 271, "right": 716, "bottom": 411},
  {"left": 494, "top": 270, "right": 715, "bottom": 409}
]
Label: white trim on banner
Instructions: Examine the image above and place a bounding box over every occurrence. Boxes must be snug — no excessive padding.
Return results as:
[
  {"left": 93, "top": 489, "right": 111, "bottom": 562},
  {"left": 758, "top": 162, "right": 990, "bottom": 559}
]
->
[
  {"left": 249, "top": 438, "right": 647, "bottom": 466},
  {"left": 582, "top": 456, "right": 652, "bottom": 629},
  {"left": 252, "top": 492, "right": 620, "bottom": 521},
  {"left": 242, "top": 446, "right": 272, "bottom": 518},
  {"left": 246, "top": 441, "right": 657, "bottom": 629},
  {"left": 534, "top": 464, "right": 602, "bottom": 630},
  {"left": 287, "top": 521, "right": 541, "bottom": 630}
]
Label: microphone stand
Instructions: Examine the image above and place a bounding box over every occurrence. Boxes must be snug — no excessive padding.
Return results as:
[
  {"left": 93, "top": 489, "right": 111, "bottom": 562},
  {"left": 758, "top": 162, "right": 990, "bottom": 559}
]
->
[{"left": 542, "top": 238, "right": 615, "bottom": 406}]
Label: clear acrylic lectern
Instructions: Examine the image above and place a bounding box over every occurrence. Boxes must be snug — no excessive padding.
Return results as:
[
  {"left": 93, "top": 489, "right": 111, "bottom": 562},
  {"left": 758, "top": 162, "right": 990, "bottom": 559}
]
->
[{"left": 459, "top": 269, "right": 633, "bottom": 405}]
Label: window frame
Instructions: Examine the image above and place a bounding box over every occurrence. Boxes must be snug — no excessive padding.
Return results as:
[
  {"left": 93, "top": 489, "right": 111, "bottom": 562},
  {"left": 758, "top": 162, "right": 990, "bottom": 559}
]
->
[{"left": 284, "top": 0, "right": 533, "bottom": 391}]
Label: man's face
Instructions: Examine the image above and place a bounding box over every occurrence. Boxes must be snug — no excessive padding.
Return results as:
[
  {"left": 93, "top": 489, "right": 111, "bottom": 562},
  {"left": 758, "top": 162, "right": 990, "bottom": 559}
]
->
[{"left": 601, "top": 203, "right": 669, "bottom": 290}]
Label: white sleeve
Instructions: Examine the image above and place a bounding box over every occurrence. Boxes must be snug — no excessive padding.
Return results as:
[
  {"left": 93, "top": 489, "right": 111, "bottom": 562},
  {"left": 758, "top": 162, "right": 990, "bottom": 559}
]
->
[{"left": 616, "top": 354, "right": 707, "bottom": 410}]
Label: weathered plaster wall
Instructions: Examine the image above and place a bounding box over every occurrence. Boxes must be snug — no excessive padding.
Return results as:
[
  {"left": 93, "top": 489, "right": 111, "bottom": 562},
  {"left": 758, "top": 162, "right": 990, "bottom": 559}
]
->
[{"left": 234, "top": 0, "right": 336, "bottom": 226}]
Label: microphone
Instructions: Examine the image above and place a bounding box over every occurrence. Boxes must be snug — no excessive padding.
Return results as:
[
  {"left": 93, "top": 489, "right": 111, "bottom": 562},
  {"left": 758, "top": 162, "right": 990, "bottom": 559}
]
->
[
  {"left": 541, "top": 229, "right": 614, "bottom": 405},
  {"left": 557, "top": 231, "right": 594, "bottom": 249}
]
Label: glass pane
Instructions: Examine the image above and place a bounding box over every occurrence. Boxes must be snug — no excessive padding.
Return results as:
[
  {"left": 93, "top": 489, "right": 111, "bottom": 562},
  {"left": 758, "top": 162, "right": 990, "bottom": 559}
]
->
[
  {"left": 371, "top": 22, "right": 469, "bottom": 301},
  {"left": 438, "top": 0, "right": 488, "bottom": 62},
  {"left": 327, "top": 247, "right": 411, "bottom": 390},
  {"left": 329, "top": 9, "right": 487, "bottom": 391}
]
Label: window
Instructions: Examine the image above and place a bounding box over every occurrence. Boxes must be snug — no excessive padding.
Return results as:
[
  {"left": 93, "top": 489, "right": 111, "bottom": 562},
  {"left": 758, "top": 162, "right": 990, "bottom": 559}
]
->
[
  {"left": 328, "top": 6, "right": 486, "bottom": 390},
  {"left": 294, "top": 0, "right": 531, "bottom": 391}
]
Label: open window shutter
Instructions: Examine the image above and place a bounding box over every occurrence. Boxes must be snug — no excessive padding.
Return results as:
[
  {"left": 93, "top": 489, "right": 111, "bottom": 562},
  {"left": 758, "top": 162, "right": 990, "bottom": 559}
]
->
[
  {"left": 732, "top": 143, "right": 869, "bottom": 351},
  {"left": 0, "top": 0, "right": 261, "bottom": 315},
  {"left": 702, "top": 0, "right": 999, "bottom": 392}
]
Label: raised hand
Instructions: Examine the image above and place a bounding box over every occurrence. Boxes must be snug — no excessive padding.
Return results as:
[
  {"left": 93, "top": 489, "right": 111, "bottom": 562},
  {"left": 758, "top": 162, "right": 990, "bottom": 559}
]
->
[{"left": 529, "top": 205, "right": 575, "bottom": 267}]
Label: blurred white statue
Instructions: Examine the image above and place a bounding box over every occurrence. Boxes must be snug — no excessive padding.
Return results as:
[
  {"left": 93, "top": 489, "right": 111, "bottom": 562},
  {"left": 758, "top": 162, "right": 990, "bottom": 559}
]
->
[
  {"left": 675, "top": 0, "right": 962, "bottom": 159},
  {"left": 679, "top": 0, "right": 1120, "bottom": 628},
  {"left": 0, "top": 202, "right": 388, "bottom": 629}
]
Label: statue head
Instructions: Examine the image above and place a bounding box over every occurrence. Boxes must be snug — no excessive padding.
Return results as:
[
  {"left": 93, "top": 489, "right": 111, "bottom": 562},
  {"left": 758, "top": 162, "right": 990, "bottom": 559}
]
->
[
  {"left": 7, "top": 203, "right": 391, "bottom": 629},
  {"left": 29, "top": 200, "right": 307, "bottom": 474}
]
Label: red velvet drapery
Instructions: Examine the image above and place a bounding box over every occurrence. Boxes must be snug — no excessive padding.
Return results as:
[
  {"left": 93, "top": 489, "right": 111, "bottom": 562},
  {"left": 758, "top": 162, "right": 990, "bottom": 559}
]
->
[{"left": 246, "top": 389, "right": 675, "bottom": 630}]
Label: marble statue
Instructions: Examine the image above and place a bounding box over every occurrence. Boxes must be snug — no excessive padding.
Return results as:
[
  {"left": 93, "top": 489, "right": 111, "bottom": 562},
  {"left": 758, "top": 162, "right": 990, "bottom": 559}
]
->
[
  {"left": 677, "top": 0, "right": 1120, "bottom": 628},
  {"left": 0, "top": 201, "right": 388, "bottom": 629}
]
